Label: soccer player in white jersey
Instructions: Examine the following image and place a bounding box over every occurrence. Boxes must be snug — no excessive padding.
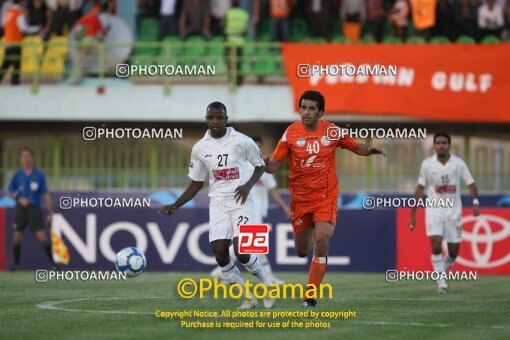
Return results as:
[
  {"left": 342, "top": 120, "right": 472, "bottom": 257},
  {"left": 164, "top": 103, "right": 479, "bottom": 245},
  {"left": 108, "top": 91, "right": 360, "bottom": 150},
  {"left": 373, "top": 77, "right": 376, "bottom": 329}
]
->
[
  {"left": 409, "top": 132, "right": 480, "bottom": 294},
  {"left": 211, "top": 136, "right": 291, "bottom": 285},
  {"left": 160, "top": 102, "right": 276, "bottom": 309}
]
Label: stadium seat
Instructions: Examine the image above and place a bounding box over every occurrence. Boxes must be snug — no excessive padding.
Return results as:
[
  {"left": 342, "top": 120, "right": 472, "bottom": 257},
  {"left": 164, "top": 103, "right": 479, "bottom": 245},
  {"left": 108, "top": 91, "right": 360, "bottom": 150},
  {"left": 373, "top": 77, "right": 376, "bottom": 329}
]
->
[
  {"left": 21, "top": 35, "right": 44, "bottom": 75},
  {"left": 41, "top": 36, "right": 68, "bottom": 77},
  {"left": 456, "top": 35, "right": 476, "bottom": 44},
  {"left": 308, "top": 37, "right": 327, "bottom": 43},
  {"left": 430, "top": 36, "right": 450, "bottom": 44},
  {"left": 481, "top": 35, "right": 501, "bottom": 44},
  {"left": 139, "top": 18, "right": 158, "bottom": 38},
  {"left": 359, "top": 35, "right": 376, "bottom": 44},
  {"left": 183, "top": 36, "right": 206, "bottom": 55},
  {"left": 407, "top": 36, "right": 426, "bottom": 44},
  {"left": 332, "top": 36, "right": 350, "bottom": 44},
  {"left": 253, "top": 49, "right": 275, "bottom": 76},
  {"left": 208, "top": 36, "right": 224, "bottom": 57},
  {"left": 383, "top": 36, "right": 402, "bottom": 44}
]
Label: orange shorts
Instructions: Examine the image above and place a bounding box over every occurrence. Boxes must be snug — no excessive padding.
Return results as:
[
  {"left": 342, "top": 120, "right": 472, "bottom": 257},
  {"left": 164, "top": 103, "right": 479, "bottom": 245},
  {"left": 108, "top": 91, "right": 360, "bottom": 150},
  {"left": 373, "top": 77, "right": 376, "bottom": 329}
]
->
[{"left": 290, "top": 197, "right": 338, "bottom": 234}]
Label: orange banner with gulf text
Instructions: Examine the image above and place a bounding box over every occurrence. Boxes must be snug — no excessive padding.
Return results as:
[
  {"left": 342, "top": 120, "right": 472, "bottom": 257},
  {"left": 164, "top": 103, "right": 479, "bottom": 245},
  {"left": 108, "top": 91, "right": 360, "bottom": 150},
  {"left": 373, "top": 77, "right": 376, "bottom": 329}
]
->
[{"left": 282, "top": 43, "right": 510, "bottom": 122}]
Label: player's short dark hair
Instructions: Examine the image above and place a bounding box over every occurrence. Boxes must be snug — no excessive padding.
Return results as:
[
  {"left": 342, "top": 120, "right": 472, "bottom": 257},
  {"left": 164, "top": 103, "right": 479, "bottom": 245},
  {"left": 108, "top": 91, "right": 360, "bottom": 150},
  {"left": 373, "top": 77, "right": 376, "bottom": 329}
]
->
[
  {"left": 299, "top": 90, "right": 325, "bottom": 114},
  {"left": 20, "top": 147, "right": 34, "bottom": 156},
  {"left": 434, "top": 132, "right": 451, "bottom": 145},
  {"left": 251, "top": 136, "right": 263, "bottom": 144},
  {"left": 206, "top": 102, "right": 227, "bottom": 115}
]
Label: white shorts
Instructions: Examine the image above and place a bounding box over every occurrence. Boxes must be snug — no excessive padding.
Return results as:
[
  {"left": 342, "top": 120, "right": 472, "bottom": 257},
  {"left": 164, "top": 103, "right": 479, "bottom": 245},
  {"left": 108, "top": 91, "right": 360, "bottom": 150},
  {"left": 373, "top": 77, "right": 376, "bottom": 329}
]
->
[
  {"left": 208, "top": 196, "right": 255, "bottom": 243},
  {"left": 425, "top": 215, "right": 462, "bottom": 243}
]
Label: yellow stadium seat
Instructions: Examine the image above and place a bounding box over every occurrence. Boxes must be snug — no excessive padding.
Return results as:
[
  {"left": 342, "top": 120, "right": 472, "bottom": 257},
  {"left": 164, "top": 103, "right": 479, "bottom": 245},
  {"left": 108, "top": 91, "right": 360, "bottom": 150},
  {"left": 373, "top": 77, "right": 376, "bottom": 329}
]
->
[
  {"left": 41, "top": 36, "right": 68, "bottom": 77},
  {"left": 21, "top": 35, "right": 44, "bottom": 75}
]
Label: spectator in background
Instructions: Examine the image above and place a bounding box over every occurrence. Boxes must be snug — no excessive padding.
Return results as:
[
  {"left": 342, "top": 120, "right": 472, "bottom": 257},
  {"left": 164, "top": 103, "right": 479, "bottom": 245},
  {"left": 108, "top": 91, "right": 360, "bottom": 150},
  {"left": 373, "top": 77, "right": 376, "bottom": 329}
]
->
[
  {"left": 453, "top": 0, "right": 478, "bottom": 40},
  {"left": 0, "top": 0, "right": 14, "bottom": 37},
  {"left": 225, "top": 0, "right": 248, "bottom": 85},
  {"left": 341, "top": 0, "right": 366, "bottom": 43},
  {"left": 270, "top": 0, "right": 292, "bottom": 42},
  {"left": 137, "top": 0, "right": 160, "bottom": 35},
  {"left": 389, "top": 0, "right": 410, "bottom": 41},
  {"left": 179, "top": 0, "right": 210, "bottom": 40},
  {"left": 366, "top": 0, "right": 387, "bottom": 42},
  {"left": 69, "top": 4, "right": 108, "bottom": 84},
  {"left": 504, "top": 0, "right": 510, "bottom": 40},
  {"left": 0, "top": 0, "right": 40, "bottom": 85},
  {"left": 307, "top": 0, "right": 335, "bottom": 41},
  {"left": 410, "top": 0, "right": 436, "bottom": 41},
  {"left": 434, "top": 0, "right": 455, "bottom": 40},
  {"left": 47, "top": 0, "right": 85, "bottom": 35},
  {"left": 478, "top": 0, "right": 504, "bottom": 39},
  {"left": 27, "top": 0, "right": 52, "bottom": 40},
  {"left": 210, "top": 0, "right": 231, "bottom": 36},
  {"left": 158, "top": 0, "right": 178, "bottom": 39},
  {"left": 240, "top": 0, "right": 259, "bottom": 38}
]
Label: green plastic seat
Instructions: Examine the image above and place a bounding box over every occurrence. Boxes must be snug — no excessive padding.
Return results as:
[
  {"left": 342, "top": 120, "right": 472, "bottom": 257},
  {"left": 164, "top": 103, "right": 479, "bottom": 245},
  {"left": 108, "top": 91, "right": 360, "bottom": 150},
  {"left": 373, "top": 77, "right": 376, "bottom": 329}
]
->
[
  {"left": 208, "top": 36, "right": 224, "bottom": 57},
  {"left": 309, "top": 37, "right": 327, "bottom": 43},
  {"left": 359, "top": 35, "right": 376, "bottom": 44},
  {"left": 383, "top": 36, "right": 403, "bottom": 44},
  {"left": 481, "top": 35, "right": 501, "bottom": 44},
  {"left": 332, "top": 36, "right": 350, "bottom": 44},
  {"left": 456, "top": 35, "right": 476, "bottom": 44},
  {"left": 430, "top": 35, "right": 450, "bottom": 44},
  {"left": 183, "top": 36, "right": 206, "bottom": 57},
  {"left": 407, "top": 35, "right": 426, "bottom": 44}
]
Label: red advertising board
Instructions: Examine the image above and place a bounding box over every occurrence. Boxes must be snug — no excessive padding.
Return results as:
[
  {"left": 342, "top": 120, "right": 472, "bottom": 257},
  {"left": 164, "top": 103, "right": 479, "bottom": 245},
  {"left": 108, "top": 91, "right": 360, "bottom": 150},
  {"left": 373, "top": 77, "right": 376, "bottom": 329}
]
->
[{"left": 397, "top": 208, "right": 510, "bottom": 274}]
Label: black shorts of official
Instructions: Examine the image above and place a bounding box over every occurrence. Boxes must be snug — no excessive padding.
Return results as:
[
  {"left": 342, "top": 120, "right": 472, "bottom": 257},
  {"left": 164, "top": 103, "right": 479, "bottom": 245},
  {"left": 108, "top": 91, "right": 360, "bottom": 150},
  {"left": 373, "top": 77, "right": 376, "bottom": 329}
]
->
[{"left": 13, "top": 205, "right": 45, "bottom": 231}]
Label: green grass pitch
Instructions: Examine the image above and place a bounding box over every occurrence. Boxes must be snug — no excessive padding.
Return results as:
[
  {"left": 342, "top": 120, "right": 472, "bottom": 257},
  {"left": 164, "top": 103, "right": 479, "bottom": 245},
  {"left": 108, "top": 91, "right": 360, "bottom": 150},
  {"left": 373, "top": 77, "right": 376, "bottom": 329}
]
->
[{"left": 0, "top": 272, "right": 509, "bottom": 339}]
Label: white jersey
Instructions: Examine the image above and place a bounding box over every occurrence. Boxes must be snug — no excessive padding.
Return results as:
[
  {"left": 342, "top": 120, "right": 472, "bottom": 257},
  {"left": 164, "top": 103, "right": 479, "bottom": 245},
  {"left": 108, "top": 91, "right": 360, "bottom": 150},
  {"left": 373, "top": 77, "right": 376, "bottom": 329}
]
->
[
  {"left": 418, "top": 154, "right": 475, "bottom": 220},
  {"left": 188, "top": 127, "right": 265, "bottom": 198},
  {"left": 250, "top": 172, "right": 277, "bottom": 218}
]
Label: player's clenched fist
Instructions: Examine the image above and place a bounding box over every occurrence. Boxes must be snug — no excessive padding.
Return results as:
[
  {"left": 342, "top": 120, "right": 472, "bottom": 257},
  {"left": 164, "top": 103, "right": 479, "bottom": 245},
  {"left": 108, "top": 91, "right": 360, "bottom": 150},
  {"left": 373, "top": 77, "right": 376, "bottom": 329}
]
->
[{"left": 159, "top": 204, "right": 178, "bottom": 216}]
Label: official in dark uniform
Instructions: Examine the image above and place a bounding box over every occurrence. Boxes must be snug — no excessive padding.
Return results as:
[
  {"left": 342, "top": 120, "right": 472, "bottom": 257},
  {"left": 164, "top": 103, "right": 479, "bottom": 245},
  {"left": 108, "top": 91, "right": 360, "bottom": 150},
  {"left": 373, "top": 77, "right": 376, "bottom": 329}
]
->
[{"left": 7, "top": 147, "right": 57, "bottom": 270}]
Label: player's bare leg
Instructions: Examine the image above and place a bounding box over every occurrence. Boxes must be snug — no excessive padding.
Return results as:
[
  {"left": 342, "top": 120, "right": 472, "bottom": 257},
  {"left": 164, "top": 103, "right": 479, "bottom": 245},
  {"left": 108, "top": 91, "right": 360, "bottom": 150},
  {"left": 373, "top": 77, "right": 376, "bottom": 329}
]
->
[
  {"left": 430, "top": 236, "right": 448, "bottom": 293},
  {"left": 445, "top": 242, "right": 460, "bottom": 272},
  {"left": 35, "top": 229, "right": 58, "bottom": 269},
  {"left": 294, "top": 227, "right": 314, "bottom": 258},
  {"left": 11, "top": 230, "right": 23, "bottom": 271},
  {"left": 211, "top": 239, "right": 255, "bottom": 309},
  {"left": 233, "top": 237, "right": 276, "bottom": 309}
]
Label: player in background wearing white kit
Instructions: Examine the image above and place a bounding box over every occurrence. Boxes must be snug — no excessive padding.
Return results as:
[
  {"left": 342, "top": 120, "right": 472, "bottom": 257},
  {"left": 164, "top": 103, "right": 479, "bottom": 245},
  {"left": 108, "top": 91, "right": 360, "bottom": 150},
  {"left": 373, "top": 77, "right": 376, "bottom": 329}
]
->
[
  {"left": 409, "top": 132, "right": 480, "bottom": 294},
  {"left": 211, "top": 136, "right": 291, "bottom": 285},
  {"left": 160, "top": 102, "right": 276, "bottom": 309}
]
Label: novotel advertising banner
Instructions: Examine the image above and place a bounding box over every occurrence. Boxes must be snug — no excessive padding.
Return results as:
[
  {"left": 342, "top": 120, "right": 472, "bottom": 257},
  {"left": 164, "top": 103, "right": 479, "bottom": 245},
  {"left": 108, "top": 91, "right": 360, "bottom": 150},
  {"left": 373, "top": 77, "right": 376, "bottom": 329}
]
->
[
  {"left": 0, "top": 191, "right": 509, "bottom": 274},
  {"left": 0, "top": 207, "right": 395, "bottom": 272}
]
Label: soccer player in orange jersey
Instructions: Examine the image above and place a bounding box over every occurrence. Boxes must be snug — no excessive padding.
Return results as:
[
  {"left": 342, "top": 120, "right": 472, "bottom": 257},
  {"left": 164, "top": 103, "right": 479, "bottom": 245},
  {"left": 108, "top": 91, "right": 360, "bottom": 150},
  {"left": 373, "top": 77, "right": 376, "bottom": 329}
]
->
[{"left": 265, "top": 90, "right": 385, "bottom": 307}]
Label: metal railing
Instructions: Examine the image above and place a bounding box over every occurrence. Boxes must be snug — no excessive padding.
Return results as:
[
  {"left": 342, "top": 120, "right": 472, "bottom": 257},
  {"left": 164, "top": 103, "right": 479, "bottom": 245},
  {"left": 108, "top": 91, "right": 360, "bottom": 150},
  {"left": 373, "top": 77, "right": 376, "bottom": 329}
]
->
[
  {"left": 0, "top": 38, "right": 285, "bottom": 93},
  {"left": 2, "top": 134, "right": 509, "bottom": 192}
]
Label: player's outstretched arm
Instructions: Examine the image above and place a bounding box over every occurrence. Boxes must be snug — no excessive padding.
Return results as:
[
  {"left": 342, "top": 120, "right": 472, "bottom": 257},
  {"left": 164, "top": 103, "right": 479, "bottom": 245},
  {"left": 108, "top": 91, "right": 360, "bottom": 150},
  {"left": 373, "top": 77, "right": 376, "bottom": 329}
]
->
[
  {"left": 409, "top": 184, "right": 425, "bottom": 231},
  {"left": 350, "top": 143, "right": 386, "bottom": 157},
  {"left": 264, "top": 157, "right": 285, "bottom": 173},
  {"left": 468, "top": 183, "right": 480, "bottom": 217},
  {"left": 235, "top": 165, "right": 265, "bottom": 204},
  {"left": 159, "top": 180, "right": 204, "bottom": 216}
]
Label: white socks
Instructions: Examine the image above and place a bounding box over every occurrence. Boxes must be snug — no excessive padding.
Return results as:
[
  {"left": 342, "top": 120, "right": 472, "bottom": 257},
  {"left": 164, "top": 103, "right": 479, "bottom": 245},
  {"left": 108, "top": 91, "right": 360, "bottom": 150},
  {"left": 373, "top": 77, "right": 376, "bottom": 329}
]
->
[
  {"left": 258, "top": 254, "right": 273, "bottom": 276},
  {"left": 220, "top": 258, "right": 245, "bottom": 286},
  {"left": 242, "top": 254, "right": 272, "bottom": 285},
  {"left": 431, "top": 254, "right": 445, "bottom": 273},
  {"left": 444, "top": 254, "right": 455, "bottom": 272}
]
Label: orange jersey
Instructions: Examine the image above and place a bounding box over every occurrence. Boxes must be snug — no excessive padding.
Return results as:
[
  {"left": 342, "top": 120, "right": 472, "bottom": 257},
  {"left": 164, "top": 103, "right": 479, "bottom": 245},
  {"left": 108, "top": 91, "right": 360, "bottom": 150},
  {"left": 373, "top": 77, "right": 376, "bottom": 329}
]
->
[{"left": 272, "top": 120, "right": 357, "bottom": 203}]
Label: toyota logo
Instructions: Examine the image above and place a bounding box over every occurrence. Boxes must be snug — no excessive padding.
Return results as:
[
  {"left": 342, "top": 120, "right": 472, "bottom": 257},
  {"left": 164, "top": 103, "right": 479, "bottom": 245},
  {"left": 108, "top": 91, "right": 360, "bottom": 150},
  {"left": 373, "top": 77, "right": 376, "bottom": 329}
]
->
[{"left": 456, "top": 214, "right": 510, "bottom": 269}]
